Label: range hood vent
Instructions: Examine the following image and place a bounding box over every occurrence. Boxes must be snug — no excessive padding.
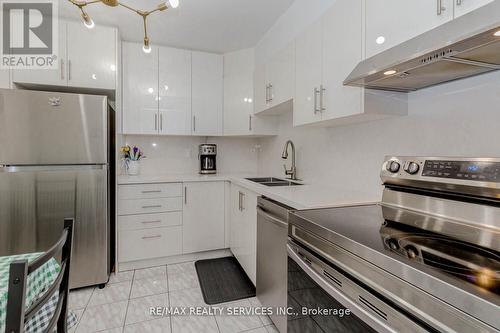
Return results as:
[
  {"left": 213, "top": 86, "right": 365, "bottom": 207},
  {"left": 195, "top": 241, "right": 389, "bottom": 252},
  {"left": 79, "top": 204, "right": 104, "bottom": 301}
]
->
[{"left": 344, "top": 1, "right": 500, "bottom": 92}]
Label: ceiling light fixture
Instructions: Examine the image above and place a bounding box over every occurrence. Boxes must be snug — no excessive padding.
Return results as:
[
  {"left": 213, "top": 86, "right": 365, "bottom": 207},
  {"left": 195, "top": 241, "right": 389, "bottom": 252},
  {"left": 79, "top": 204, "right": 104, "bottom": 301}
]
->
[
  {"left": 384, "top": 70, "right": 397, "bottom": 76},
  {"left": 68, "top": 0, "right": 179, "bottom": 53},
  {"left": 494, "top": 30, "right": 500, "bottom": 37}
]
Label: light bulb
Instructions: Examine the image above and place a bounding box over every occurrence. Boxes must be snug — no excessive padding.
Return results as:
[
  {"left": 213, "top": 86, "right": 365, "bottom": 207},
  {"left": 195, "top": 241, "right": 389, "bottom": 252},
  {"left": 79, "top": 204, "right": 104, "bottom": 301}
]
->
[
  {"left": 143, "top": 37, "right": 152, "bottom": 54},
  {"left": 148, "top": 87, "right": 154, "bottom": 94},
  {"left": 167, "top": 0, "right": 179, "bottom": 8},
  {"left": 82, "top": 12, "right": 94, "bottom": 29},
  {"left": 376, "top": 36, "right": 385, "bottom": 45},
  {"left": 384, "top": 70, "right": 397, "bottom": 76},
  {"left": 494, "top": 30, "right": 500, "bottom": 37}
]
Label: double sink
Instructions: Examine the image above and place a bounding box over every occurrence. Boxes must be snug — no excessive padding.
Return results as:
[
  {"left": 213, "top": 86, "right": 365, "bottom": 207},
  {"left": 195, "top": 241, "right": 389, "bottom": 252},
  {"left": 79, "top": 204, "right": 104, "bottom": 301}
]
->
[{"left": 245, "top": 177, "right": 303, "bottom": 187}]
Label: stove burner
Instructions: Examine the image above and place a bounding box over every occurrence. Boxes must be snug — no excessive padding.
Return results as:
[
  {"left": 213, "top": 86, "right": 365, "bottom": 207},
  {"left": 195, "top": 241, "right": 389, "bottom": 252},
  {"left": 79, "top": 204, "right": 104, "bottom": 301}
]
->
[{"left": 381, "top": 221, "right": 500, "bottom": 294}]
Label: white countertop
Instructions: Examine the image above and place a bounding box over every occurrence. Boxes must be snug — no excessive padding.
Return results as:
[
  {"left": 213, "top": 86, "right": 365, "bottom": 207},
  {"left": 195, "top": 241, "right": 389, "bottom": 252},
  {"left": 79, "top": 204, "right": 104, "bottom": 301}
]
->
[{"left": 117, "top": 173, "right": 379, "bottom": 210}]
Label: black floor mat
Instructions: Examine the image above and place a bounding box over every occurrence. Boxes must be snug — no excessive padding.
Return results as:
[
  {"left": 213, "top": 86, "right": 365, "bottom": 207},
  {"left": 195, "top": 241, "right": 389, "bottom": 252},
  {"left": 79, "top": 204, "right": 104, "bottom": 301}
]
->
[{"left": 195, "top": 256, "right": 256, "bottom": 305}]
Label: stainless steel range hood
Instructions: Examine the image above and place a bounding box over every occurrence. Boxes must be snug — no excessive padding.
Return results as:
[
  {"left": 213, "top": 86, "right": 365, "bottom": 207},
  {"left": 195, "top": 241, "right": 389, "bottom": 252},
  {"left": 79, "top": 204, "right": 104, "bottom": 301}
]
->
[{"left": 344, "top": 1, "right": 500, "bottom": 92}]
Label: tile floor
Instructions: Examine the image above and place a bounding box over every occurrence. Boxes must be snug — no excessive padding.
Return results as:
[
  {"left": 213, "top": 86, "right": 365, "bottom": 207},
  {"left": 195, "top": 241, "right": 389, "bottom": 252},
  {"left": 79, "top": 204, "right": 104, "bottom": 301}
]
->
[{"left": 68, "top": 261, "right": 278, "bottom": 333}]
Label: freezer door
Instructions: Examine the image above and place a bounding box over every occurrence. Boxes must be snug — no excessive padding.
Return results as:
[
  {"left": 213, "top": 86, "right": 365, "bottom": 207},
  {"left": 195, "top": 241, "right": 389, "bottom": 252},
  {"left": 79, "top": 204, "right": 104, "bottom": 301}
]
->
[
  {"left": 0, "top": 165, "right": 109, "bottom": 288},
  {"left": 0, "top": 89, "right": 108, "bottom": 165}
]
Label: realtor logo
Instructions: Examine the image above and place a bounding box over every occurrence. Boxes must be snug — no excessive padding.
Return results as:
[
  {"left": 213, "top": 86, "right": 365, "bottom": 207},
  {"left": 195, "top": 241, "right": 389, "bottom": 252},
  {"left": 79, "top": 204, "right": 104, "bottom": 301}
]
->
[{"left": 1, "top": 0, "right": 58, "bottom": 69}]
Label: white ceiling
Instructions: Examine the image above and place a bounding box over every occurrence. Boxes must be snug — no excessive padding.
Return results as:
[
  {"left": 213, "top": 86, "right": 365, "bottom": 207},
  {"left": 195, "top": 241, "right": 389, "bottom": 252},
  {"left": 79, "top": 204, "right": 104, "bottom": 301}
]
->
[{"left": 58, "top": 0, "right": 295, "bottom": 53}]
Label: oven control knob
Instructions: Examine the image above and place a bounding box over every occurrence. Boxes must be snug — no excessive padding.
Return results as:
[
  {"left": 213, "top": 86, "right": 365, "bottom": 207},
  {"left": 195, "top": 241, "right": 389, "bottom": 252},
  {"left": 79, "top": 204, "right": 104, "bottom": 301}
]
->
[
  {"left": 387, "top": 239, "right": 400, "bottom": 251},
  {"left": 406, "top": 162, "right": 420, "bottom": 175},
  {"left": 405, "top": 246, "right": 419, "bottom": 260},
  {"left": 387, "top": 161, "right": 400, "bottom": 173}
]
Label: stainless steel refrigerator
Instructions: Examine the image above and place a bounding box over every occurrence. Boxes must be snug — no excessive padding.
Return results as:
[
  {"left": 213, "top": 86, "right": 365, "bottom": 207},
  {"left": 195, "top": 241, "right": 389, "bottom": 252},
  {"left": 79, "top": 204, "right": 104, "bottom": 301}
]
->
[{"left": 0, "top": 88, "right": 114, "bottom": 289}]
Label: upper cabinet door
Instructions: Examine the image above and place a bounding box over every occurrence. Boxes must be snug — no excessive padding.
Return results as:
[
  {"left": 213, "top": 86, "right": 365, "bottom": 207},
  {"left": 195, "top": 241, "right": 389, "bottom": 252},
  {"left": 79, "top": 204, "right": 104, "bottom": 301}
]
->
[
  {"left": 12, "top": 21, "right": 67, "bottom": 86},
  {"left": 192, "top": 51, "right": 223, "bottom": 136},
  {"left": 322, "top": 0, "right": 363, "bottom": 120},
  {"left": 122, "top": 42, "right": 159, "bottom": 135},
  {"left": 454, "top": 0, "right": 494, "bottom": 17},
  {"left": 158, "top": 46, "right": 192, "bottom": 135},
  {"left": 66, "top": 21, "right": 117, "bottom": 89},
  {"left": 224, "top": 49, "right": 255, "bottom": 135},
  {"left": 365, "top": 0, "right": 454, "bottom": 58},
  {"left": 294, "top": 19, "right": 323, "bottom": 126},
  {"left": 266, "top": 42, "right": 294, "bottom": 108},
  {"left": 253, "top": 63, "right": 267, "bottom": 114}
]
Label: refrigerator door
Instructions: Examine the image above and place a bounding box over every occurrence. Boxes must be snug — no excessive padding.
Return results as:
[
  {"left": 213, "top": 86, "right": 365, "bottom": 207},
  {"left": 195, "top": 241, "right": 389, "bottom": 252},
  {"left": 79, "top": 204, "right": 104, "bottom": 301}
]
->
[
  {"left": 0, "top": 165, "right": 109, "bottom": 289},
  {"left": 0, "top": 89, "right": 108, "bottom": 165}
]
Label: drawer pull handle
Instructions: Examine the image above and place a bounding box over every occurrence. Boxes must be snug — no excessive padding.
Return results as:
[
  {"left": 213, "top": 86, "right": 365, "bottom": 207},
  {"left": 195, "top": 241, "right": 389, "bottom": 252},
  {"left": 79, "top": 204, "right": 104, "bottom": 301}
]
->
[
  {"left": 141, "top": 220, "right": 162, "bottom": 224},
  {"left": 141, "top": 190, "right": 162, "bottom": 194},
  {"left": 142, "top": 235, "right": 162, "bottom": 240},
  {"left": 142, "top": 205, "right": 162, "bottom": 209}
]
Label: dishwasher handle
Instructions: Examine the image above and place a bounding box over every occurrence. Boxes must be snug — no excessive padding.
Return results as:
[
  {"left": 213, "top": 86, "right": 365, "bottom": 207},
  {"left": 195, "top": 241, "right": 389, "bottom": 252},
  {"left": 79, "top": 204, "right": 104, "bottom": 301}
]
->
[{"left": 257, "top": 206, "right": 288, "bottom": 228}]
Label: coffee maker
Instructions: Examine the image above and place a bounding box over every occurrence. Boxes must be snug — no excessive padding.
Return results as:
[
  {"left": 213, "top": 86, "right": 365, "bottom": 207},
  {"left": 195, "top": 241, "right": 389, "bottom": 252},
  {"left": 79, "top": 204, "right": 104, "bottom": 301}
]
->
[{"left": 199, "top": 144, "right": 217, "bottom": 174}]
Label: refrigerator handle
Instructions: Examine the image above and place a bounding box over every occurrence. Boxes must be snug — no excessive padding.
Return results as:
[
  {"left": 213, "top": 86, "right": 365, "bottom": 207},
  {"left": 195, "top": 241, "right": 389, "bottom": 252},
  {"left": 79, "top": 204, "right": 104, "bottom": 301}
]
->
[{"left": 0, "top": 165, "right": 106, "bottom": 173}]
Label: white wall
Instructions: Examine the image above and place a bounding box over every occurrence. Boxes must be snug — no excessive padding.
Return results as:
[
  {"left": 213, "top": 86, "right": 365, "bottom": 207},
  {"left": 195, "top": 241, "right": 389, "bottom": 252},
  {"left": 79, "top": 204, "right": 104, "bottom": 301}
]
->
[
  {"left": 254, "top": 0, "right": 335, "bottom": 65},
  {"left": 258, "top": 71, "right": 500, "bottom": 197},
  {"left": 121, "top": 135, "right": 259, "bottom": 176}
]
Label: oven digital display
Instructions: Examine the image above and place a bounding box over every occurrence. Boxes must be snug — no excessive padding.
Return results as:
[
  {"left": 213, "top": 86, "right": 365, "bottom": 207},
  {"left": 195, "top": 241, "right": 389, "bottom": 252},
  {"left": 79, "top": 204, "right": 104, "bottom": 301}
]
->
[{"left": 422, "top": 160, "right": 500, "bottom": 182}]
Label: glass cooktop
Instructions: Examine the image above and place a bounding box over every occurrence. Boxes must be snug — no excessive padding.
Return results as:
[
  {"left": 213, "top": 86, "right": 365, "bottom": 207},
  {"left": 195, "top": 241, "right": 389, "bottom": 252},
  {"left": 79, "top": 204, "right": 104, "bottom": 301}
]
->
[{"left": 289, "top": 204, "right": 500, "bottom": 298}]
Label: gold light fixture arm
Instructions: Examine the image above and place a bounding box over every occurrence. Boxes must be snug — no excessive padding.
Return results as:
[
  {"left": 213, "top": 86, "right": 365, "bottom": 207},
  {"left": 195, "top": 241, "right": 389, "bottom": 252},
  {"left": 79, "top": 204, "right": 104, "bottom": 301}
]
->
[{"left": 67, "top": 0, "right": 173, "bottom": 52}]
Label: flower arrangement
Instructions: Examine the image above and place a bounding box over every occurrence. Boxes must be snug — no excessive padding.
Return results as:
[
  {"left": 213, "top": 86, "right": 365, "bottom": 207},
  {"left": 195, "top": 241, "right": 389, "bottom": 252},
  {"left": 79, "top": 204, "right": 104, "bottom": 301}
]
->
[
  {"left": 120, "top": 145, "right": 145, "bottom": 161},
  {"left": 120, "top": 145, "right": 145, "bottom": 175}
]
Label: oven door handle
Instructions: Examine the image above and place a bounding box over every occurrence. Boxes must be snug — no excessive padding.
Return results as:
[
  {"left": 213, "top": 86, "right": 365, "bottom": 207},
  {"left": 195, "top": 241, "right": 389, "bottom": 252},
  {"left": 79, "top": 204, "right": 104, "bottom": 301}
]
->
[{"left": 286, "top": 244, "right": 399, "bottom": 333}]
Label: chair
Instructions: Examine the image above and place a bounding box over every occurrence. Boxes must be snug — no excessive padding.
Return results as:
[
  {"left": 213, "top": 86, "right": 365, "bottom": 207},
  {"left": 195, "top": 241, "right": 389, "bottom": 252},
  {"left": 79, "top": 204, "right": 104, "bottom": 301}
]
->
[{"left": 5, "top": 219, "right": 74, "bottom": 333}]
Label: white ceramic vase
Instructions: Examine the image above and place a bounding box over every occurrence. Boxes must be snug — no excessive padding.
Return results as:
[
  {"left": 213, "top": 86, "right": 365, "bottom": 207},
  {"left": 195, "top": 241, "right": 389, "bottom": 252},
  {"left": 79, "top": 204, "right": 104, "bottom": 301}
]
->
[{"left": 127, "top": 160, "right": 140, "bottom": 176}]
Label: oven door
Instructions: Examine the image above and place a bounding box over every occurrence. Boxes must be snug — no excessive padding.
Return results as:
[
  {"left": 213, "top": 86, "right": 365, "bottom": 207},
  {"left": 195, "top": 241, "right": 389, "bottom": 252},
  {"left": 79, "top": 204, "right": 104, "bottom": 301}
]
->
[{"left": 287, "top": 241, "right": 429, "bottom": 333}]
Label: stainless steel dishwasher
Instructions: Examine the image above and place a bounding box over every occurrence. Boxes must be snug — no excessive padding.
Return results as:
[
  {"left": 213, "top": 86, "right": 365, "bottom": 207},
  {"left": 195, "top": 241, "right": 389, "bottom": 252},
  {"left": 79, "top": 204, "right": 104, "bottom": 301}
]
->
[{"left": 256, "top": 197, "right": 292, "bottom": 333}]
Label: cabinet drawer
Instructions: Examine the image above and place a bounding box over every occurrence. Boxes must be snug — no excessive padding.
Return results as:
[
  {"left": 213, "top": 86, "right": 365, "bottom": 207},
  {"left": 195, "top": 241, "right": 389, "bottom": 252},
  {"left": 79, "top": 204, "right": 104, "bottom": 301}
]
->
[
  {"left": 119, "top": 226, "right": 182, "bottom": 262},
  {"left": 118, "top": 212, "right": 182, "bottom": 230},
  {"left": 118, "top": 183, "right": 182, "bottom": 200},
  {"left": 118, "top": 197, "right": 182, "bottom": 215}
]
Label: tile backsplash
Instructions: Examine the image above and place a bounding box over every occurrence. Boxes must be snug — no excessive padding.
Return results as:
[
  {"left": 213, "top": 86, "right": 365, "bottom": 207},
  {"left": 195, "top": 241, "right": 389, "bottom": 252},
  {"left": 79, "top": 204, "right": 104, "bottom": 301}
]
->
[{"left": 118, "top": 135, "right": 260, "bottom": 176}]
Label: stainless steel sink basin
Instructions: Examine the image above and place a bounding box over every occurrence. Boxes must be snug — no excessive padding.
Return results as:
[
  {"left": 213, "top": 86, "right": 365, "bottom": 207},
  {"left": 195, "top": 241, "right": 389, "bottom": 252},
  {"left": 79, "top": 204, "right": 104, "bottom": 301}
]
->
[{"left": 245, "top": 177, "right": 303, "bottom": 187}]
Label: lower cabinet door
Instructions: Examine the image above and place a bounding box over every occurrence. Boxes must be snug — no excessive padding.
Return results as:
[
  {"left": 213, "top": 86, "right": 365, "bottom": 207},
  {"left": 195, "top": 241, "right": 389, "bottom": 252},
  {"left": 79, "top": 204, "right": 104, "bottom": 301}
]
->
[
  {"left": 183, "top": 181, "right": 225, "bottom": 253},
  {"left": 119, "top": 226, "right": 182, "bottom": 262}
]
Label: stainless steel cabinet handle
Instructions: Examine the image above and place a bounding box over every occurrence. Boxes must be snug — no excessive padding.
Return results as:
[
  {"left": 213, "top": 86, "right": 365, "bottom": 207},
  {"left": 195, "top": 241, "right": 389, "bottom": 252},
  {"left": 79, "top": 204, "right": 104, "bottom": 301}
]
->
[
  {"left": 314, "top": 87, "right": 320, "bottom": 114},
  {"left": 437, "top": 0, "right": 446, "bottom": 15},
  {"left": 184, "top": 186, "right": 187, "bottom": 204},
  {"left": 142, "top": 235, "right": 162, "bottom": 240},
  {"left": 142, "top": 205, "right": 162, "bottom": 209},
  {"left": 193, "top": 115, "right": 196, "bottom": 132},
  {"left": 257, "top": 207, "right": 288, "bottom": 228},
  {"left": 238, "top": 191, "right": 242, "bottom": 211},
  {"left": 269, "top": 83, "right": 273, "bottom": 102},
  {"left": 320, "top": 85, "right": 326, "bottom": 112},
  {"left": 60, "top": 59, "right": 65, "bottom": 80},
  {"left": 141, "top": 220, "right": 162, "bottom": 224},
  {"left": 240, "top": 192, "right": 245, "bottom": 211},
  {"left": 141, "top": 190, "right": 162, "bottom": 194},
  {"left": 68, "top": 60, "right": 71, "bottom": 81},
  {"left": 154, "top": 114, "right": 158, "bottom": 131},
  {"left": 248, "top": 115, "right": 252, "bottom": 131},
  {"left": 160, "top": 113, "right": 163, "bottom": 132},
  {"left": 265, "top": 85, "right": 269, "bottom": 103}
]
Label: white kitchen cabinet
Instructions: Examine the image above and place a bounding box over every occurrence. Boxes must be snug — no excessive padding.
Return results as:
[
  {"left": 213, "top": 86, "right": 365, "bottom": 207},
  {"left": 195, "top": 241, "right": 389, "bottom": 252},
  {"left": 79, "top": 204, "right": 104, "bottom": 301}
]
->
[
  {"left": 254, "top": 42, "right": 294, "bottom": 114},
  {"left": 454, "top": 0, "right": 494, "bottom": 17},
  {"left": 158, "top": 46, "right": 192, "bottom": 135},
  {"left": 223, "top": 48, "right": 277, "bottom": 136},
  {"left": 294, "top": 19, "right": 323, "bottom": 126},
  {"left": 0, "top": 68, "right": 10, "bottom": 89},
  {"left": 183, "top": 182, "right": 225, "bottom": 253},
  {"left": 230, "top": 184, "right": 257, "bottom": 285},
  {"left": 264, "top": 42, "right": 295, "bottom": 111},
  {"left": 122, "top": 42, "right": 159, "bottom": 135},
  {"left": 12, "top": 22, "right": 67, "bottom": 86},
  {"left": 66, "top": 21, "right": 117, "bottom": 90},
  {"left": 192, "top": 52, "right": 223, "bottom": 136},
  {"left": 12, "top": 20, "right": 117, "bottom": 90},
  {"left": 294, "top": 0, "right": 407, "bottom": 127},
  {"left": 321, "top": 0, "right": 363, "bottom": 121},
  {"left": 365, "top": 0, "right": 454, "bottom": 59}
]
